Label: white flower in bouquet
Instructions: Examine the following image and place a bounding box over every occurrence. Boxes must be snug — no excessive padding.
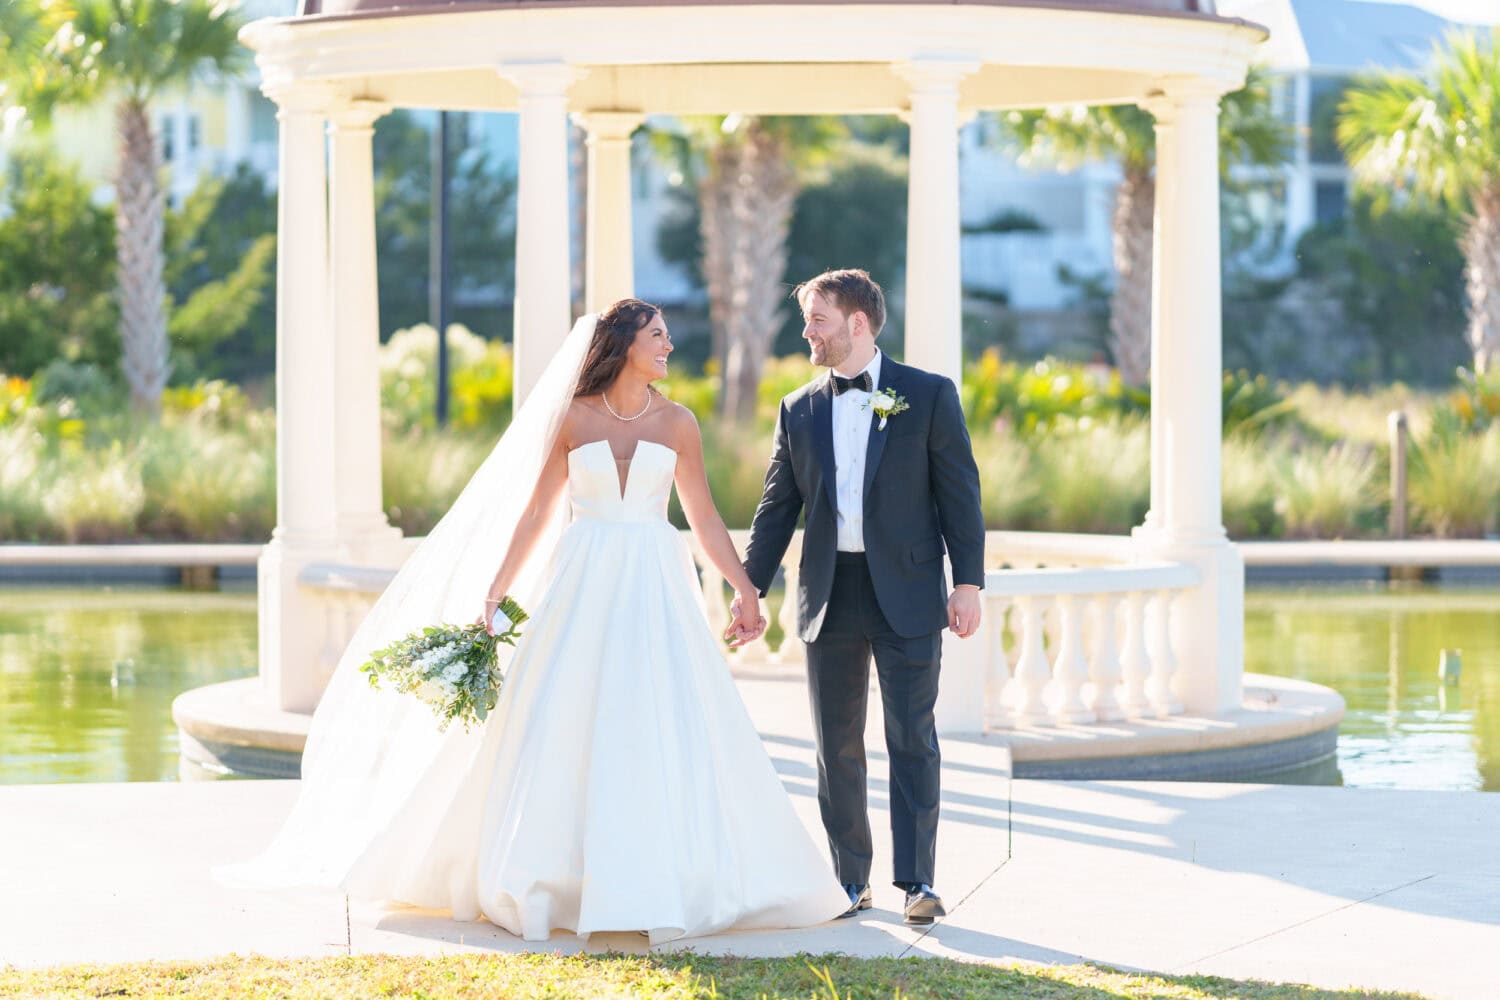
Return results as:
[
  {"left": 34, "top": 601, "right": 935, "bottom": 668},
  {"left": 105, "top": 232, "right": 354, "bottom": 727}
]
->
[{"left": 360, "top": 597, "right": 531, "bottom": 731}]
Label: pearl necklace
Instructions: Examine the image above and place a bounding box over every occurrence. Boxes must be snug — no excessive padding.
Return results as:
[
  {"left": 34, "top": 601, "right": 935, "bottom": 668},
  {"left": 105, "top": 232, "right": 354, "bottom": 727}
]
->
[{"left": 603, "top": 386, "right": 653, "bottom": 422}]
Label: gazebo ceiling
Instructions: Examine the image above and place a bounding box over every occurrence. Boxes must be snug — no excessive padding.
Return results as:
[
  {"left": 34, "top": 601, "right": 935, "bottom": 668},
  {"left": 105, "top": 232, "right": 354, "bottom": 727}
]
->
[{"left": 243, "top": 0, "right": 1266, "bottom": 112}]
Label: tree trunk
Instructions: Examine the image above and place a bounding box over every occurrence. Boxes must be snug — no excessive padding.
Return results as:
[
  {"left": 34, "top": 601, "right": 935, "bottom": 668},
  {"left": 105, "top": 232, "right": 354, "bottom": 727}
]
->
[
  {"left": 720, "top": 123, "right": 796, "bottom": 424},
  {"left": 1462, "top": 185, "right": 1500, "bottom": 375},
  {"left": 115, "top": 97, "right": 170, "bottom": 415},
  {"left": 1110, "top": 163, "right": 1154, "bottom": 388}
]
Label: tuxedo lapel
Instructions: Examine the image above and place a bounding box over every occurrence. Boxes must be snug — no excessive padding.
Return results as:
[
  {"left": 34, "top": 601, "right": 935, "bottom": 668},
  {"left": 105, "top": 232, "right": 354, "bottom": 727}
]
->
[
  {"left": 861, "top": 361, "right": 901, "bottom": 499},
  {"left": 808, "top": 376, "right": 839, "bottom": 515}
]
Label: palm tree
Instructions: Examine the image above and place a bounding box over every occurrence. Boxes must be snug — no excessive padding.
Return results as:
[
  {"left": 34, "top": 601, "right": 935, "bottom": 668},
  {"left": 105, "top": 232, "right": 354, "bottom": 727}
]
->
[
  {"left": 1002, "top": 71, "right": 1287, "bottom": 386},
  {"left": 30, "top": 0, "right": 246, "bottom": 414},
  {"left": 1338, "top": 29, "right": 1500, "bottom": 374},
  {"left": 0, "top": 1, "right": 80, "bottom": 131},
  {"left": 655, "top": 115, "right": 845, "bottom": 422}
]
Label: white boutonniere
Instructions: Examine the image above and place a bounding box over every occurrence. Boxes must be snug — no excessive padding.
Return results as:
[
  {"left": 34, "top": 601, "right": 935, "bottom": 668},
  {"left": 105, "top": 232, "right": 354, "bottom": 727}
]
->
[{"left": 865, "top": 390, "right": 910, "bottom": 431}]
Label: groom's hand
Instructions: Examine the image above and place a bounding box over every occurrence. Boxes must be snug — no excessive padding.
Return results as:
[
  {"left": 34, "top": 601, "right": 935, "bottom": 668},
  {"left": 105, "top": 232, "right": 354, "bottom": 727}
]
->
[{"left": 948, "top": 586, "right": 982, "bottom": 638}]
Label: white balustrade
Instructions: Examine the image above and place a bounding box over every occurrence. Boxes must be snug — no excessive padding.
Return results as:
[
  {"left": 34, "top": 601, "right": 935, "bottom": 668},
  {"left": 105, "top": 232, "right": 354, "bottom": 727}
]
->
[
  {"left": 291, "top": 530, "right": 1202, "bottom": 730},
  {"left": 978, "top": 558, "right": 1198, "bottom": 728}
]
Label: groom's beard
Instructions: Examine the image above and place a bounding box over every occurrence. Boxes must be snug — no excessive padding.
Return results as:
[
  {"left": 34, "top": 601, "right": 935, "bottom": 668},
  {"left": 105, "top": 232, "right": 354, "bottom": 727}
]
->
[{"left": 810, "top": 321, "right": 853, "bottom": 369}]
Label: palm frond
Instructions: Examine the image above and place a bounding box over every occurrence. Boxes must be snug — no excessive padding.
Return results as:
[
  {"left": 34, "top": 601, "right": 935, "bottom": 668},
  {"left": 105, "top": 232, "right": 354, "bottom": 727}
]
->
[{"left": 1338, "top": 27, "right": 1500, "bottom": 213}]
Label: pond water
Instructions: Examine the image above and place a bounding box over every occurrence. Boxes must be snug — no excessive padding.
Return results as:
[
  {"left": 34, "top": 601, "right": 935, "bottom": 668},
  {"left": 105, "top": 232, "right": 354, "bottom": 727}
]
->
[{"left": 1, "top": 582, "right": 1495, "bottom": 790}]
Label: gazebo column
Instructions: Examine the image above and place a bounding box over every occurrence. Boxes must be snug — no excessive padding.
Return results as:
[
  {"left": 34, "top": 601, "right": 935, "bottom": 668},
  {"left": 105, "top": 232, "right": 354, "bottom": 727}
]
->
[
  {"left": 1137, "top": 81, "right": 1244, "bottom": 715},
  {"left": 900, "top": 59, "right": 982, "bottom": 734},
  {"left": 575, "top": 111, "right": 643, "bottom": 313},
  {"left": 327, "top": 99, "right": 404, "bottom": 565},
  {"left": 258, "top": 84, "right": 342, "bottom": 714},
  {"left": 502, "top": 62, "right": 582, "bottom": 407},
  {"left": 897, "top": 58, "right": 975, "bottom": 389}
]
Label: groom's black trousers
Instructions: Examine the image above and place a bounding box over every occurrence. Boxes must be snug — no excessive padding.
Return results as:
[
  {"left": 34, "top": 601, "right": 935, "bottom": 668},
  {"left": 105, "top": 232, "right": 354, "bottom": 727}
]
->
[{"left": 805, "top": 552, "right": 941, "bottom": 889}]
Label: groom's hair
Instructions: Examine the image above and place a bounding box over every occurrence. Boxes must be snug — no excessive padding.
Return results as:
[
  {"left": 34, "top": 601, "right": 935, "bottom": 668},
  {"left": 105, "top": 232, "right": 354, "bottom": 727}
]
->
[{"left": 793, "top": 269, "right": 886, "bottom": 338}]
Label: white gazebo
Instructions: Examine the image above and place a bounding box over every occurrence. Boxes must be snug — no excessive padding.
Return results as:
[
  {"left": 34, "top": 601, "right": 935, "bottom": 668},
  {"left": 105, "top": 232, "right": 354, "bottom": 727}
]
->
[{"left": 174, "top": 0, "right": 1345, "bottom": 781}]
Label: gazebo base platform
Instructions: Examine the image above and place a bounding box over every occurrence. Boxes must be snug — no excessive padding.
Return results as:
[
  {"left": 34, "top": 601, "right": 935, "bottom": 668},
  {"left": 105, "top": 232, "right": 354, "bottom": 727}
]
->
[{"left": 173, "top": 673, "right": 1342, "bottom": 783}]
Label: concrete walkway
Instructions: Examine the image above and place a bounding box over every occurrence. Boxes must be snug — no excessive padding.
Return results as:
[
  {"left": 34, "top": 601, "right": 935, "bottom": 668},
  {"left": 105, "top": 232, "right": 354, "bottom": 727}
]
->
[{"left": 3, "top": 673, "right": 1496, "bottom": 999}]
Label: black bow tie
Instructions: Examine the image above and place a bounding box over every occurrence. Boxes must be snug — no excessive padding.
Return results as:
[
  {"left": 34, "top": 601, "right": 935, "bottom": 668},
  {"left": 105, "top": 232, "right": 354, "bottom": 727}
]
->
[{"left": 832, "top": 371, "right": 874, "bottom": 396}]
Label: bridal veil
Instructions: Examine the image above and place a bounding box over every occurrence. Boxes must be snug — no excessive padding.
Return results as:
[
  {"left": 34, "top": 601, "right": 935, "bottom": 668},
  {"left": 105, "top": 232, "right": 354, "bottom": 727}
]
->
[{"left": 217, "top": 314, "right": 597, "bottom": 889}]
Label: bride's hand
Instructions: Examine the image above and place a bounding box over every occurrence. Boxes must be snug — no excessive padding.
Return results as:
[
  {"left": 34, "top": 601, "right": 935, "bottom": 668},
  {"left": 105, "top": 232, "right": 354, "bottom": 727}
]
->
[
  {"left": 725, "top": 594, "right": 766, "bottom": 649},
  {"left": 477, "top": 595, "right": 502, "bottom": 636}
]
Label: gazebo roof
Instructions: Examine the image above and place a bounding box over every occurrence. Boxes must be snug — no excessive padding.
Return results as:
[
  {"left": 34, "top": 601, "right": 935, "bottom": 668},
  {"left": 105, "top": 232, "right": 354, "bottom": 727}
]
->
[{"left": 245, "top": 0, "right": 1266, "bottom": 114}]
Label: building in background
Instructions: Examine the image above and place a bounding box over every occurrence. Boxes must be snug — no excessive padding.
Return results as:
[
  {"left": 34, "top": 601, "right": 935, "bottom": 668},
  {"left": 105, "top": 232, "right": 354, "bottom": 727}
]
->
[{"left": 10, "top": 0, "right": 1483, "bottom": 342}]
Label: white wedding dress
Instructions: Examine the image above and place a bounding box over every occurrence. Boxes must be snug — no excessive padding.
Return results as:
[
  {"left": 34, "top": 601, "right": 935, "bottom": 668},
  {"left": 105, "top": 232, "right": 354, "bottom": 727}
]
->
[{"left": 331, "top": 438, "right": 848, "bottom": 943}]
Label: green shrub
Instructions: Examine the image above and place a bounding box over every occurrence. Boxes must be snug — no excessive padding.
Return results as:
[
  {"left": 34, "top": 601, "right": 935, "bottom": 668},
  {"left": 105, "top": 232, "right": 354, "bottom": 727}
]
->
[
  {"left": 1222, "top": 436, "right": 1284, "bottom": 539},
  {"left": 380, "top": 323, "right": 503, "bottom": 433},
  {"left": 40, "top": 445, "right": 146, "bottom": 543},
  {"left": 138, "top": 422, "right": 274, "bottom": 540},
  {"left": 1409, "top": 425, "right": 1500, "bottom": 537},
  {"left": 1031, "top": 417, "right": 1149, "bottom": 533},
  {"left": 963, "top": 351, "right": 1142, "bottom": 434},
  {"left": 970, "top": 428, "right": 1042, "bottom": 529},
  {"left": 1272, "top": 443, "right": 1380, "bottom": 538},
  {"left": 382, "top": 430, "right": 491, "bottom": 535},
  {"left": 0, "top": 424, "right": 47, "bottom": 541},
  {"left": 1222, "top": 370, "right": 1300, "bottom": 436}
]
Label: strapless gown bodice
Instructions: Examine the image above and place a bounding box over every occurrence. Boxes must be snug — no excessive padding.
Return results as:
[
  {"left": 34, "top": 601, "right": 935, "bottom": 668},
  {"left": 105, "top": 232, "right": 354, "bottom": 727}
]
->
[{"left": 565, "top": 438, "right": 675, "bottom": 524}]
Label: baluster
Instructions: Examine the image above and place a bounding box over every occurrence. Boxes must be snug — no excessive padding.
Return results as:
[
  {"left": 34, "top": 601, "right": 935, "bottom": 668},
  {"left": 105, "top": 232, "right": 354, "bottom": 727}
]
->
[
  {"left": 316, "top": 592, "right": 344, "bottom": 686},
  {"left": 1086, "top": 593, "right": 1125, "bottom": 721},
  {"left": 1050, "top": 593, "right": 1094, "bottom": 723},
  {"left": 775, "top": 563, "right": 804, "bottom": 665},
  {"left": 341, "top": 593, "right": 365, "bottom": 656},
  {"left": 1118, "top": 590, "right": 1152, "bottom": 715},
  {"left": 1146, "top": 588, "right": 1184, "bottom": 716},
  {"left": 1009, "top": 595, "right": 1051, "bottom": 725},
  {"left": 983, "top": 596, "right": 1012, "bottom": 730}
]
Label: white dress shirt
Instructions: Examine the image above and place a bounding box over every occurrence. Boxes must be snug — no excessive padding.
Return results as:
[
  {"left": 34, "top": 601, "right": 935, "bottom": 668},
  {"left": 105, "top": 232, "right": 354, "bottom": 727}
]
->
[{"left": 831, "top": 350, "right": 882, "bottom": 552}]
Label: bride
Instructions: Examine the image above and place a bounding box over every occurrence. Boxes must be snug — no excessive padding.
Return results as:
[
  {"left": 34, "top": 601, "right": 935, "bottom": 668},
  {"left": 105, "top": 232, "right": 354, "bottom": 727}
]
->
[{"left": 220, "top": 300, "right": 849, "bottom": 943}]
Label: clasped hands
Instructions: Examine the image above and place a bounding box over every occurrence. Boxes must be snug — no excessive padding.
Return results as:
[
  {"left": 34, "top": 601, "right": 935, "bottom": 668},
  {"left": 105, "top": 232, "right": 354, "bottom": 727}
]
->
[{"left": 725, "top": 594, "right": 767, "bottom": 649}]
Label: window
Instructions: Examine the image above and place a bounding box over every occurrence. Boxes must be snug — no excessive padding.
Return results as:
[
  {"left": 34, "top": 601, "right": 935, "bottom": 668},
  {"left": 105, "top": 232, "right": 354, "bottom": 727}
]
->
[
  {"left": 159, "top": 118, "right": 175, "bottom": 161},
  {"left": 188, "top": 114, "right": 201, "bottom": 152},
  {"left": 1315, "top": 180, "right": 1347, "bottom": 224},
  {"left": 1308, "top": 75, "right": 1353, "bottom": 165}
]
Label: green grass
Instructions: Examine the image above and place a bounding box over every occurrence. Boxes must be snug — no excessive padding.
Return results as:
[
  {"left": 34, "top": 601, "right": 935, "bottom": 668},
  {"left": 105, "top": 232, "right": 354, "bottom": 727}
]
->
[{"left": 0, "top": 952, "right": 1428, "bottom": 999}]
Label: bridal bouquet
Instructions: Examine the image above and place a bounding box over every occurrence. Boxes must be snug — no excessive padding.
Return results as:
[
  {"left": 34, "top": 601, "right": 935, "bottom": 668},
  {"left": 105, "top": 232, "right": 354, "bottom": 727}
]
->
[{"left": 359, "top": 597, "right": 530, "bottom": 732}]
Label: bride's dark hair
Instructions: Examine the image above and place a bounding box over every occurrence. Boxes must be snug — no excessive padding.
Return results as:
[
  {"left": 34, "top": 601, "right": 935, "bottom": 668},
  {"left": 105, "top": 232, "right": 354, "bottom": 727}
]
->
[{"left": 574, "top": 298, "right": 663, "bottom": 398}]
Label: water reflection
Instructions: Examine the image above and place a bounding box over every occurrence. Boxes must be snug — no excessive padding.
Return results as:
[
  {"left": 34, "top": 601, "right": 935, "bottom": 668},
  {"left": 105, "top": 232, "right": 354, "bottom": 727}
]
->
[
  {"left": 0, "top": 583, "right": 1495, "bottom": 790},
  {"left": 0, "top": 585, "right": 257, "bottom": 783},
  {"left": 1245, "top": 585, "right": 1496, "bottom": 792}
]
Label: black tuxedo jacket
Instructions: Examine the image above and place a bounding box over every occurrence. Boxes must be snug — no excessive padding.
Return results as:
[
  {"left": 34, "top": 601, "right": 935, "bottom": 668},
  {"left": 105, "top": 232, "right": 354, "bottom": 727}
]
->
[{"left": 743, "top": 357, "right": 985, "bottom": 642}]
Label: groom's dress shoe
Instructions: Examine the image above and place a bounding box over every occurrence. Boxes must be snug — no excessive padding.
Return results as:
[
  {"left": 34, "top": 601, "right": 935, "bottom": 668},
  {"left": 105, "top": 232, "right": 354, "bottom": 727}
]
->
[
  {"left": 838, "top": 884, "right": 872, "bottom": 918},
  {"left": 903, "top": 884, "right": 946, "bottom": 925}
]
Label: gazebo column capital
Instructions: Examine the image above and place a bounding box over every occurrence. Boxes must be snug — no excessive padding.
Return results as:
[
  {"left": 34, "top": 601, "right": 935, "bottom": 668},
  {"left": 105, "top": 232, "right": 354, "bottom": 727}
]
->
[
  {"left": 572, "top": 110, "right": 645, "bottom": 142},
  {"left": 893, "top": 56, "right": 979, "bottom": 93},
  {"left": 1139, "top": 76, "right": 1235, "bottom": 118},
  {"left": 325, "top": 97, "right": 391, "bottom": 132},
  {"left": 262, "top": 80, "right": 344, "bottom": 116},
  {"left": 499, "top": 60, "right": 587, "bottom": 96}
]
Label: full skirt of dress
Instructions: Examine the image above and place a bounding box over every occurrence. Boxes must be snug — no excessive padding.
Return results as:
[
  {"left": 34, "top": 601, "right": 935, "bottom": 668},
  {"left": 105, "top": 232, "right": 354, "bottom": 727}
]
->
[{"left": 334, "top": 514, "right": 848, "bottom": 943}]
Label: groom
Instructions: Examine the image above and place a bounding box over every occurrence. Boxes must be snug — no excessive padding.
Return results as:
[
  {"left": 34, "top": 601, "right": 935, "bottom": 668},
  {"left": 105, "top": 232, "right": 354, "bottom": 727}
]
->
[{"left": 741, "top": 268, "right": 985, "bottom": 925}]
